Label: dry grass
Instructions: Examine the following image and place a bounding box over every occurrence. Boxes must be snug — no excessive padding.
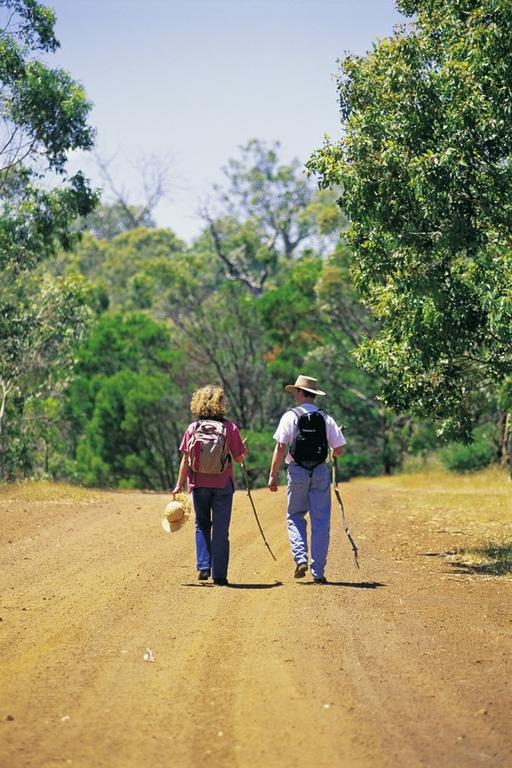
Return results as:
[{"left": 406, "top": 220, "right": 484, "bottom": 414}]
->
[
  {"left": 3, "top": 467, "right": 511, "bottom": 574},
  {"left": 353, "top": 466, "right": 512, "bottom": 577},
  {"left": 450, "top": 543, "right": 512, "bottom": 576},
  {"left": 0, "top": 480, "right": 97, "bottom": 503}
]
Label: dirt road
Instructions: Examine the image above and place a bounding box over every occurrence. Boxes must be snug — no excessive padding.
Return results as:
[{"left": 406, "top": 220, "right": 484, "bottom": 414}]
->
[{"left": 1, "top": 472, "right": 511, "bottom": 768}]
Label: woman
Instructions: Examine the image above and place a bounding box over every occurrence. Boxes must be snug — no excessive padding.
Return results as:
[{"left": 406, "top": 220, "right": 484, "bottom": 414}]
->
[{"left": 172, "top": 385, "right": 246, "bottom": 585}]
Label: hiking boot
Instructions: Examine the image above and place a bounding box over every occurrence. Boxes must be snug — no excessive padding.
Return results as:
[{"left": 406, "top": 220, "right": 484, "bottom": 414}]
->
[
  {"left": 313, "top": 576, "right": 327, "bottom": 584},
  {"left": 294, "top": 561, "right": 308, "bottom": 579},
  {"left": 213, "top": 578, "right": 229, "bottom": 586},
  {"left": 198, "top": 569, "right": 210, "bottom": 581}
]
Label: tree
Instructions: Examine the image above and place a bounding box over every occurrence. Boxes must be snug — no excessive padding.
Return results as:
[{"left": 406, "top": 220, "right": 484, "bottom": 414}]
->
[
  {"left": 311, "top": 244, "right": 413, "bottom": 475},
  {"left": 0, "top": 0, "right": 96, "bottom": 272},
  {"left": 0, "top": 0, "right": 97, "bottom": 473},
  {"left": 65, "top": 312, "right": 185, "bottom": 489},
  {"left": 200, "top": 213, "right": 278, "bottom": 296},
  {"left": 0, "top": 274, "right": 92, "bottom": 477},
  {"left": 169, "top": 282, "right": 272, "bottom": 430},
  {"left": 308, "top": 0, "right": 512, "bottom": 455},
  {"left": 81, "top": 202, "right": 156, "bottom": 241},
  {"left": 51, "top": 227, "right": 187, "bottom": 311},
  {"left": 79, "top": 152, "right": 173, "bottom": 239},
  {"left": 213, "top": 139, "right": 316, "bottom": 259}
]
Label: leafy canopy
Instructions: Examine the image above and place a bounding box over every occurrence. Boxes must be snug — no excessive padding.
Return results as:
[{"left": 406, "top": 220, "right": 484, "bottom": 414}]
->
[
  {"left": 308, "top": 0, "right": 512, "bottom": 439},
  {"left": 0, "top": 0, "right": 97, "bottom": 476}
]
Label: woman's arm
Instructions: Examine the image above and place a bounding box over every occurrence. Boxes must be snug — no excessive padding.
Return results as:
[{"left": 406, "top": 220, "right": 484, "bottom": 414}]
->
[
  {"left": 230, "top": 427, "right": 247, "bottom": 464},
  {"left": 171, "top": 454, "right": 188, "bottom": 495}
]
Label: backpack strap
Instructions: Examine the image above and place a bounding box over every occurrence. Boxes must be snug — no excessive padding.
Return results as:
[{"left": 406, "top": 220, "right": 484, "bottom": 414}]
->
[{"left": 289, "top": 406, "right": 328, "bottom": 419}]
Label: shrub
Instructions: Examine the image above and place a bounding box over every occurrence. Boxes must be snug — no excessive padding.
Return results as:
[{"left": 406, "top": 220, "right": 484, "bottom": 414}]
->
[
  {"left": 336, "top": 452, "right": 378, "bottom": 481},
  {"left": 439, "top": 437, "right": 495, "bottom": 473}
]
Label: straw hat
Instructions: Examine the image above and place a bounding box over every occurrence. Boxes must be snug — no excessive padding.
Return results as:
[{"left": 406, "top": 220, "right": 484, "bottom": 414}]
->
[
  {"left": 285, "top": 374, "right": 326, "bottom": 396},
  {"left": 161, "top": 493, "right": 192, "bottom": 533}
]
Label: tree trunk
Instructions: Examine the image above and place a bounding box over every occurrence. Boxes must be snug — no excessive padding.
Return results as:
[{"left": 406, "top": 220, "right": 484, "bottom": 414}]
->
[
  {"left": 0, "top": 380, "right": 8, "bottom": 481},
  {"left": 497, "top": 410, "right": 512, "bottom": 478},
  {"left": 506, "top": 413, "right": 512, "bottom": 481}
]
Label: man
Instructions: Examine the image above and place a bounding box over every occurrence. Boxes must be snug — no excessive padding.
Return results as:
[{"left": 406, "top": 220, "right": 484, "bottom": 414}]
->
[{"left": 268, "top": 375, "right": 346, "bottom": 583}]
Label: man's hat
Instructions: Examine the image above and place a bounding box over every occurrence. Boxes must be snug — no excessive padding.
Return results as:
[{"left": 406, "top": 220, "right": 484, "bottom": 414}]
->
[
  {"left": 285, "top": 374, "right": 326, "bottom": 396},
  {"left": 161, "top": 493, "right": 192, "bottom": 533}
]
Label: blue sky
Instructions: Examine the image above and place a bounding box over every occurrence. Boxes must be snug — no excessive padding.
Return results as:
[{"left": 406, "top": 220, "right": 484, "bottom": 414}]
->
[{"left": 49, "top": 0, "right": 405, "bottom": 241}]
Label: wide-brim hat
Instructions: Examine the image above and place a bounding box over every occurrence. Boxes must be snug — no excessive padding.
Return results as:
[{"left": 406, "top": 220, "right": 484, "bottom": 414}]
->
[
  {"left": 161, "top": 493, "right": 192, "bottom": 533},
  {"left": 285, "top": 374, "right": 326, "bottom": 396}
]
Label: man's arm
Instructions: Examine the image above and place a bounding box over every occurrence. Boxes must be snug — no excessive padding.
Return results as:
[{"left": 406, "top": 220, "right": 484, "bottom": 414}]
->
[
  {"left": 268, "top": 442, "right": 288, "bottom": 492},
  {"left": 332, "top": 445, "right": 345, "bottom": 458}
]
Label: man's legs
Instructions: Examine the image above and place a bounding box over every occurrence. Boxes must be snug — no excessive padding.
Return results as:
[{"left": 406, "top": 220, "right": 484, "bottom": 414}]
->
[
  {"left": 308, "top": 464, "right": 331, "bottom": 579},
  {"left": 287, "top": 464, "right": 311, "bottom": 566}
]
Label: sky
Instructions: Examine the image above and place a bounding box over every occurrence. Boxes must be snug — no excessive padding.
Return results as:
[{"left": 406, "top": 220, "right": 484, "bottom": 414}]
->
[{"left": 48, "top": 0, "right": 405, "bottom": 242}]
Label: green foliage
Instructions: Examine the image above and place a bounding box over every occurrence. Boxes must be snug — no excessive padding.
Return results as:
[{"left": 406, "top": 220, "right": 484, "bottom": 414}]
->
[
  {"left": 202, "top": 215, "right": 279, "bottom": 296},
  {"left": 66, "top": 312, "right": 185, "bottom": 489},
  {"left": 216, "top": 139, "right": 317, "bottom": 259},
  {"left": 74, "top": 370, "right": 177, "bottom": 489},
  {"left": 499, "top": 377, "right": 512, "bottom": 411},
  {"left": 259, "top": 256, "right": 324, "bottom": 381},
  {"left": 439, "top": 426, "right": 497, "bottom": 473},
  {"left": 0, "top": 0, "right": 97, "bottom": 476},
  {"left": 52, "top": 227, "right": 189, "bottom": 312},
  {"left": 0, "top": 272, "right": 92, "bottom": 477},
  {"left": 335, "top": 452, "right": 378, "bottom": 481},
  {"left": 308, "top": 0, "right": 512, "bottom": 442},
  {"left": 239, "top": 430, "right": 275, "bottom": 488},
  {"left": 81, "top": 203, "right": 156, "bottom": 240},
  {"left": 175, "top": 282, "right": 273, "bottom": 429}
]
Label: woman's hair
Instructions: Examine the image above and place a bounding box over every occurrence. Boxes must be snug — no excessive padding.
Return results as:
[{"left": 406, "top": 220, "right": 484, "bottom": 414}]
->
[{"left": 190, "top": 385, "right": 226, "bottom": 420}]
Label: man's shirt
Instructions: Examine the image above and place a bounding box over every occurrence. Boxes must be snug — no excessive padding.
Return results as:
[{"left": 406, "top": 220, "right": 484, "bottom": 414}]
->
[{"left": 273, "top": 403, "right": 346, "bottom": 464}]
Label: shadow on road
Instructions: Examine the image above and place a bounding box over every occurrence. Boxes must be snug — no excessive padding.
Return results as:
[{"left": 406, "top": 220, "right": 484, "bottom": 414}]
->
[
  {"left": 227, "top": 581, "right": 284, "bottom": 590},
  {"left": 420, "top": 543, "right": 512, "bottom": 576},
  {"left": 181, "top": 581, "right": 284, "bottom": 589},
  {"left": 298, "top": 581, "right": 386, "bottom": 589}
]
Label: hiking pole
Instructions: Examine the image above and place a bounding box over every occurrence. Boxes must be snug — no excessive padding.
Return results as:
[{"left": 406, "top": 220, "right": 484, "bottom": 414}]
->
[
  {"left": 332, "top": 456, "right": 360, "bottom": 569},
  {"left": 240, "top": 461, "right": 277, "bottom": 561}
]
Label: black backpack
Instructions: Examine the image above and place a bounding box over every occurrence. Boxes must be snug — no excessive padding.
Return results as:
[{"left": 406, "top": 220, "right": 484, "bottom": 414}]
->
[{"left": 290, "top": 408, "right": 328, "bottom": 469}]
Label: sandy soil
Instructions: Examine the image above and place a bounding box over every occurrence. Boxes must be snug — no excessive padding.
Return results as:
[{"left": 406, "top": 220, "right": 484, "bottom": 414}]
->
[{"left": 0, "top": 472, "right": 511, "bottom": 768}]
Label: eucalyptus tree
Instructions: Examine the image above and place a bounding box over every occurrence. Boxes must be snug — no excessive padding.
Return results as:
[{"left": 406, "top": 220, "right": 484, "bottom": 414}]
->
[
  {"left": 204, "top": 140, "right": 345, "bottom": 293},
  {"left": 215, "top": 139, "right": 316, "bottom": 260},
  {"left": 309, "top": 0, "right": 512, "bottom": 463},
  {"left": 0, "top": 0, "right": 97, "bottom": 474}
]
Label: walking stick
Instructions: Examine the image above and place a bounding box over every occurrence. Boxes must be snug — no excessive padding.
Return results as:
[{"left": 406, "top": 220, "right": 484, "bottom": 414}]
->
[
  {"left": 241, "top": 462, "right": 277, "bottom": 561},
  {"left": 332, "top": 456, "right": 360, "bottom": 569}
]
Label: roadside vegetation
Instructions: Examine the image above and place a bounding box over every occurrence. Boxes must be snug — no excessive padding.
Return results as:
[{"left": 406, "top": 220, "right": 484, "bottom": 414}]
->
[
  {"left": 368, "top": 465, "right": 512, "bottom": 576},
  {"left": 1, "top": 0, "right": 510, "bottom": 490}
]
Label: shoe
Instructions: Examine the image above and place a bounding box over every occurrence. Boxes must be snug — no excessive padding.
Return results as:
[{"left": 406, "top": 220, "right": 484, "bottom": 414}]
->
[
  {"left": 213, "top": 578, "right": 228, "bottom": 586},
  {"left": 313, "top": 576, "right": 327, "bottom": 584},
  {"left": 198, "top": 570, "right": 210, "bottom": 581},
  {"left": 294, "top": 561, "right": 308, "bottom": 579}
]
